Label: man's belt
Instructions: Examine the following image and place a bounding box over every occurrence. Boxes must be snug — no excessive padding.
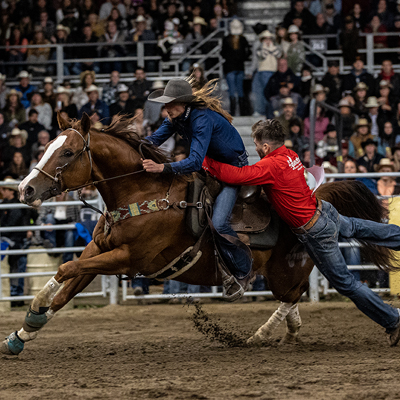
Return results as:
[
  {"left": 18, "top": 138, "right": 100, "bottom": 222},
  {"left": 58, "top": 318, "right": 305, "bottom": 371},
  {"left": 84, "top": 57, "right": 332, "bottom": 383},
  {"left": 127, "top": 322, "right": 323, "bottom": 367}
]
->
[{"left": 291, "top": 199, "right": 322, "bottom": 234}]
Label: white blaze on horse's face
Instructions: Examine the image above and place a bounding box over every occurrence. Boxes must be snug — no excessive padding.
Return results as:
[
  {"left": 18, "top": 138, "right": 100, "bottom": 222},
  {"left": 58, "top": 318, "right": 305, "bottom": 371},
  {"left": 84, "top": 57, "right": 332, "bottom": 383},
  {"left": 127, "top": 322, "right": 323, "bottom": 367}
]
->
[{"left": 19, "top": 135, "right": 68, "bottom": 205}]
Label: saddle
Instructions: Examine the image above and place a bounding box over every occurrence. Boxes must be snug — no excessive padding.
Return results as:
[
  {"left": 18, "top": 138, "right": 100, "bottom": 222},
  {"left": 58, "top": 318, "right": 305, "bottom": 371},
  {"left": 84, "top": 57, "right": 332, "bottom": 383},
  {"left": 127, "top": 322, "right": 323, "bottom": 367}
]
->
[{"left": 186, "top": 173, "right": 279, "bottom": 250}]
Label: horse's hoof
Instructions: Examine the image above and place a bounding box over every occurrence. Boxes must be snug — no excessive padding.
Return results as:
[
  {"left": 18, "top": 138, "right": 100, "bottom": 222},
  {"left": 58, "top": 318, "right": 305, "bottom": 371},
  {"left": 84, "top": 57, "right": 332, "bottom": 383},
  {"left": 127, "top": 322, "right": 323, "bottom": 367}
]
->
[
  {"left": 1, "top": 332, "right": 24, "bottom": 355},
  {"left": 279, "top": 333, "right": 300, "bottom": 346},
  {"left": 247, "top": 333, "right": 269, "bottom": 347}
]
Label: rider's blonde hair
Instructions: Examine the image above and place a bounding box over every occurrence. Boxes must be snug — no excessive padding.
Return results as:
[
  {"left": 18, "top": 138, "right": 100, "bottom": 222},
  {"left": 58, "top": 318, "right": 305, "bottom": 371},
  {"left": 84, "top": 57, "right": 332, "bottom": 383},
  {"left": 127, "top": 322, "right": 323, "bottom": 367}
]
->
[{"left": 186, "top": 76, "right": 233, "bottom": 124}]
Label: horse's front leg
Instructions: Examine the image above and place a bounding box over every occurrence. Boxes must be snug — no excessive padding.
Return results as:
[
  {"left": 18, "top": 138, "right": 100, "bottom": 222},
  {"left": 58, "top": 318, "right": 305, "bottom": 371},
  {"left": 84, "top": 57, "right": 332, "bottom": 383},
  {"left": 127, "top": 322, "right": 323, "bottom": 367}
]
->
[{"left": 1, "top": 241, "right": 101, "bottom": 356}]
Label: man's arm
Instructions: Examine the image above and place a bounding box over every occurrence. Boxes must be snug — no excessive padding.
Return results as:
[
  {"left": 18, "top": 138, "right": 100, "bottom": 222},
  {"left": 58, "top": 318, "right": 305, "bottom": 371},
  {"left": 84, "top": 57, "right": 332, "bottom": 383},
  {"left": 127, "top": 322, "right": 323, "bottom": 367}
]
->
[{"left": 203, "top": 156, "right": 275, "bottom": 186}]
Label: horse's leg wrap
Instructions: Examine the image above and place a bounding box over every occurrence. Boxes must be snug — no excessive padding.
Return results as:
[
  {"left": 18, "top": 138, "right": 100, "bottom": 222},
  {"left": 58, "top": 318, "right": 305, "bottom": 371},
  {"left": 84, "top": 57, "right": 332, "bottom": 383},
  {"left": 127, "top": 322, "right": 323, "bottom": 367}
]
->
[
  {"left": 247, "top": 302, "right": 294, "bottom": 346},
  {"left": 280, "top": 303, "right": 302, "bottom": 344},
  {"left": 1, "top": 331, "right": 26, "bottom": 355},
  {"left": 31, "top": 277, "right": 63, "bottom": 314}
]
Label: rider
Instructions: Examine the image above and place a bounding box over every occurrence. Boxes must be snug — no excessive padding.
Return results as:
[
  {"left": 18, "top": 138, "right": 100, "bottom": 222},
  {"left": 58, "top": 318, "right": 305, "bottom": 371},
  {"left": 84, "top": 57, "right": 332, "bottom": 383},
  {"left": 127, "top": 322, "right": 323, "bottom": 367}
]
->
[
  {"left": 143, "top": 78, "right": 253, "bottom": 300},
  {"left": 202, "top": 119, "right": 400, "bottom": 346}
]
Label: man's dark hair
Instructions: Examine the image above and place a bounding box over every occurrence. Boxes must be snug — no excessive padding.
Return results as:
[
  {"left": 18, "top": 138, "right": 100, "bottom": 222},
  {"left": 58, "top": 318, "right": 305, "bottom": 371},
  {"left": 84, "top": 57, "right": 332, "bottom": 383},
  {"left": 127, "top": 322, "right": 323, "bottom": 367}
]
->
[
  {"left": 251, "top": 119, "right": 285, "bottom": 146},
  {"left": 28, "top": 109, "right": 38, "bottom": 116}
]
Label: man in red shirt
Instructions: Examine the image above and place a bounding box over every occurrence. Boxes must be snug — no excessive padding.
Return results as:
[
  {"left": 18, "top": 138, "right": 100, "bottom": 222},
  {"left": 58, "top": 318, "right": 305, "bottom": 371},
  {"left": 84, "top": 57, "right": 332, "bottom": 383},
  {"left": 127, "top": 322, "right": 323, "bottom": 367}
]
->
[{"left": 203, "top": 119, "right": 400, "bottom": 346}]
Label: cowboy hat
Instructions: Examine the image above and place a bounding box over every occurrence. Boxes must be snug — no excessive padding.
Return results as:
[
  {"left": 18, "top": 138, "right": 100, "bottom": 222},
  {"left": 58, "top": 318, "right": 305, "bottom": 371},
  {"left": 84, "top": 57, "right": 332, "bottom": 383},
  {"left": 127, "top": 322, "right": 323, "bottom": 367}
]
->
[
  {"left": 229, "top": 19, "right": 243, "bottom": 35},
  {"left": 56, "top": 86, "right": 70, "bottom": 94},
  {"left": 148, "top": 79, "right": 195, "bottom": 104},
  {"left": 80, "top": 70, "right": 96, "bottom": 83},
  {"left": 135, "top": 15, "right": 146, "bottom": 23},
  {"left": 259, "top": 30, "right": 274, "bottom": 40},
  {"left": 85, "top": 84, "right": 99, "bottom": 93},
  {"left": 7, "top": 89, "right": 22, "bottom": 98},
  {"left": 281, "top": 97, "right": 296, "bottom": 106},
  {"left": 375, "top": 158, "right": 395, "bottom": 172},
  {"left": 312, "top": 84, "right": 328, "bottom": 94},
  {"left": 11, "top": 127, "right": 28, "bottom": 141},
  {"left": 43, "top": 76, "right": 53, "bottom": 84},
  {"left": 193, "top": 16, "right": 207, "bottom": 26},
  {"left": 288, "top": 24, "right": 300, "bottom": 34},
  {"left": 379, "top": 80, "right": 392, "bottom": 89},
  {"left": 338, "top": 98, "right": 352, "bottom": 108},
  {"left": 56, "top": 24, "right": 70, "bottom": 35},
  {"left": 2, "top": 178, "right": 19, "bottom": 191},
  {"left": 17, "top": 70, "right": 31, "bottom": 79},
  {"left": 356, "top": 118, "right": 370, "bottom": 128},
  {"left": 361, "top": 138, "right": 378, "bottom": 149},
  {"left": 0, "top": 73, "right": 6, "bottom": 81},
  {"left": 322, "top": 161, "right": 338, "bottom": 174},
  {"left": 365, "top": 96, "right": 379, "bottom": 108},
  {"left": 117, "top": 83, "right": 129, "bottom": 93},
  {"left": 151, "top": 80, "right": 165, "bottom": 90},
  {"left": 354, "top": 82, "right": 368, "bottom": 91}
]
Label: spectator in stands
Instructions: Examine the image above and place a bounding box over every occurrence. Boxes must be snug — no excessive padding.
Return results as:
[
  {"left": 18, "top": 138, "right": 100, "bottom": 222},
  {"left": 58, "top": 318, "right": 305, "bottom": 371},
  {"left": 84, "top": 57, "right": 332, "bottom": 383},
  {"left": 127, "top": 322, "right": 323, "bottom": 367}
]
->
[
  {"left": 221, "top": 19, "right": 250, "bottom": 116},
  {"left": 15, "top": 70, "right": 37, "bottom": 109},
  {"left": 377, "top": 79, "right": 398, "bottom": 124},
  {"left": 323, "top": 3, "right": 341, "bottom": 33},
  {"left": 32, "top": 0, "right": 56, "bottom": 28},
  {"left": 2, "top": 89, "right": 26, "bottom": 129},
  {"left": 126, "top": 15, "right": 157, "bottom": 73},
  {"left": 56, "top": 0, "right": 79, "bottom": 24},
  {"left": 364, "top": 14, "right": 388, "bottom": 64},
  {"left": 71, "top": 70, "right": 95, "bottom": 110},
  {"left": 275, "top": 25, "right": 290, "bottom": 57},
  {"left": 374, "top": 0, "right": 393, "bottom": 30},
  {"left": 59, "top": 6, "right": 80, "bottom": 39},
  {"left": 2, "top": 127, "right": 30, "bottom": 167},
  {"left": 183, "top": 16, "right": 208, "bottom": 71},
  {"left": 350, "top": 3, "right": 368, "bottom": 31},
  {"left": 19, "top": 109, "right": 45, "bottom": 146},
  {"left": 53, "top": 86, "right": 77, "bottom": 124},
  {"left": 286, "top": 25, "right": 305, "bottom": 74},
  {"left": 26, "top": 26, "right": 50, "bottom": 76},
  {"left": 39, "top": 10, "right": 56, "bottom": 40},
  {"left": 376, "top": 59, "right": 400, "bottom": 94},
  {"left": 6, "top": 26, "right": 28, "bottom": 78},
  {"left": 275, "top": 97, "right": 299, "bottom": 137},
  {"left": 26, "top": 91, "right": 52, "bottom": 131},
  {"left": 283, "top": 0, "right": 316, "bottom": 34},
  {"left": 87, "top": 12, "right": 105, "bottom": 38},
  {"left": 392, "top": 143, "right": 400, "bottom": 172},
  {"left": 318, "top": 124, "right": 339, "bottom": 163},
  {"left": 2, "top": 151, "right": 29, "bottom": 180},
  {"left": 0, "top": 178, "right": 32, "bottom": 305},
  {"left": 109, "top": 84, "right": 136, "bottom": 118},
  {"left": 108, "top": 6, "right": 129, "bottom": 34},
  {"left": 377, "top": 120, "right": 399, "bottom": 158},
  {"left": 144, "top": 80, "right": 165, "bottom": 125},
  {"left": 102, "top": 71, "right": 120, "bottom": 106},
  {"left": 188, "top": 64, "right": 207, "bottom": 90},
  {"left": 304, "top": 105, "right": 330, "bottom": 142},
  {"left": 31, "top": 130, "right": 49, "bottom": 160},
  {"left": 270, "top": 82, "right": 304, "bottom": 117},
  {"left": 264, "top": 58, "right": 299, "bottom": 100},
  {"left": 357, "top": 137, "right": 384, "bottom": 172},
  {"left": 0, "top": 112, "right": 9, "bottom": 151},
  {"left": 49, "top": 24, "right": 72, "bottom": 76},
  {"left": 0, "top": 74, "right": 8, "bottom": 110},
  {"left": 98, "top": 20, "right": 126, "bottom": 73},
  {"left": 350, "top": 118, "right": 374, "bottom": 158},
  {"left": 79, "top": 85, "right": 110, "bottom": 125},
  {"left": 129, "top": 67, "right": 152, "bottom": 109},
  {"left": 19, "top": 14, "right": 34, "bottom": 43},
  {"left": 365, "top": 96, "right": 380, "bottom": 137},
  {"left": 132, "top": 107, "right": 151, "bottom": 138},
  {"left": 288, "top": 117, "right": 306, "bottom": 156},
  {"left": 339, "top": 16, "right": 362, "bottom": 65},
  {"left": 252, "top": 30, "right": 281, "bottom": 117},
  {"left": 41, "top": 76, "right": 56, "bottom": 110},
  {"left": 341, "top": 57, "right": 375, "bottom": 97},
  {"left": 79, "top": 0, "right": 98, "bottom": 27},
  {"left": 99, "top": 0, "right": 127, "bottom": 21},
  {"left": 337, "top": 98, "right": 357, "bottom": 140},
  {"left": 72, "top": 23, "right": 99, "bottom": 75},
  {"left": 352, "top": 82, "right": 369, "bottom": 116},
  {"left": 320, "top": 60, "right": 343, "bottom": 106}
]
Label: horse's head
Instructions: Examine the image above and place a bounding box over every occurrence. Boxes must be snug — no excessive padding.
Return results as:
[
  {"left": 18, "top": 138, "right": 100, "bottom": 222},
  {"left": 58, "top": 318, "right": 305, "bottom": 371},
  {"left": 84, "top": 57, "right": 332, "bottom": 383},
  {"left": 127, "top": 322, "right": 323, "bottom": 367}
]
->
[{"left": 19, "top": 112, "right": 92, "bottom": 207}]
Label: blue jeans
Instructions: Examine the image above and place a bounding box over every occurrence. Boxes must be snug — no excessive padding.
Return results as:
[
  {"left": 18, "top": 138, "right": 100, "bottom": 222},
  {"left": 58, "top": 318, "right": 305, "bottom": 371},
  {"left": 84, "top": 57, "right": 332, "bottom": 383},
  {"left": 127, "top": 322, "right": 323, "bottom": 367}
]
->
[
  {"left": 252, "top": 71, "right": 274, "bottom": 115},
  {"left": 340, "top": 239, "right": 361, "bottom": 281},
  {"left": 212, "top": 151, "right": 252, "bottom": 279},
  {"left": 295, "top": 200, "right": 400, "bottom": 331},
  {"left": 225, "top": 71, "right": 244, "bottom": 98}
]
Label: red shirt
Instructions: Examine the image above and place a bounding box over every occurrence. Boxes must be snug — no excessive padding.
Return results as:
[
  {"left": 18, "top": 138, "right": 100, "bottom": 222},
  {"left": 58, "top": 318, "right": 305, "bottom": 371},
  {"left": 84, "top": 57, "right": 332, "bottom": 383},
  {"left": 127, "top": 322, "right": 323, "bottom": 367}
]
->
[{"left": 202, "top": 145, "right": 316, "bottom": 228}]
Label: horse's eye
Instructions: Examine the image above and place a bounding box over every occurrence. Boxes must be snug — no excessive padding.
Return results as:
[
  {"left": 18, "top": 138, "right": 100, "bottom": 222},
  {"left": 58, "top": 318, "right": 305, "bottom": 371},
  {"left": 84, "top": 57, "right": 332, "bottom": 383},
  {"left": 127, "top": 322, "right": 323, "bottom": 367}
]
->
[{"left": 63, "top": 150, "right": 74, "bottom": 157}]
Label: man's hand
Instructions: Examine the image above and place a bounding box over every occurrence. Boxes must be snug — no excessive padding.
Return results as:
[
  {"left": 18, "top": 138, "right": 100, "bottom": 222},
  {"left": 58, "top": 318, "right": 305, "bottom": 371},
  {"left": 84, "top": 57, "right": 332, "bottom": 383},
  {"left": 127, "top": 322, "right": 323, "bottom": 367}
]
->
[{"left": 142, "top": 159, "right": 164, "bottom": 173}]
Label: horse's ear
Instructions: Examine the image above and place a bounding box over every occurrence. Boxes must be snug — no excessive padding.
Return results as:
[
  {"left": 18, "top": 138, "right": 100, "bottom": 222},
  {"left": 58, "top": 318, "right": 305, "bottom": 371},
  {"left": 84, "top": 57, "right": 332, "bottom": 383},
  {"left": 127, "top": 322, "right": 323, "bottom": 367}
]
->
[
  {"left": 80, "top": 112, "right": 91, "bottom": 135},
  {"left": 57, "top": 111, "right": 71, "bottom": 131}
]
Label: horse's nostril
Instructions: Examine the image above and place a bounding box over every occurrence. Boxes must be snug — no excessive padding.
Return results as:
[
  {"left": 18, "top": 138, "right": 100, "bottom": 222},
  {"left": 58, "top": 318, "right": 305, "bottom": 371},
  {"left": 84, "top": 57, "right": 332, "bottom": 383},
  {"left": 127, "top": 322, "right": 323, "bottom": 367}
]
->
[{"left": 25, "top": 186, "right": 35, "bottom": 199}]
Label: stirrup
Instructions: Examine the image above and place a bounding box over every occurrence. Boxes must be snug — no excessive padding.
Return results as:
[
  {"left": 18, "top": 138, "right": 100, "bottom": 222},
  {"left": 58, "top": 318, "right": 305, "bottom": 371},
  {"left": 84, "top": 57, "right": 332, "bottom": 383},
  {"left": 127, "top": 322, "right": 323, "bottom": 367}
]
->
[{"left": 222, "top": 275, "right": 245, "bottom": 302}]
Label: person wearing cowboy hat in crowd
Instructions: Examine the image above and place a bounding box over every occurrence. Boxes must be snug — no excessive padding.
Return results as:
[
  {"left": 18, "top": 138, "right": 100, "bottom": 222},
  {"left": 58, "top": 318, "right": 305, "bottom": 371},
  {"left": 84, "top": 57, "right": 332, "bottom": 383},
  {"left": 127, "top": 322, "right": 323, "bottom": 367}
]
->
[
  {"left": 357, "top": 138, "right": 384, "bottom": 173},
  {"left": 26, "top": 91, "right": 52, "bottom": 131},
  {"left": 251, "top": 30, "right": 282, "bottom": 117},
  {"left": 2, "top": 127, "right": 31, "bottom": 168},
  {"left": 143, "top": 78, "right": 253, "bottom": 301},
  {"left": 349, "top": 118, "right": 374, "bottom": 158},
  {"left": 376, "top": 158, "right": 400, "bottom": 197},
  {"left": 78, "top": 85, "right": 110, "bottom": 125},
  {"left": 183, "top": 16, "right": 208, "bottom": 71},
  {"left": 0, "top": 178, "right": 35, "bottom": 306},
  {"left": 41, "top": 77, "right": 56, "bottom": 111},
  {"left": 352, "top": 82, "right": 369, "bottom": 116},
  {"left": 221, "top": 19, "right": 251, "bottom": 116},
  {"left": 18, "top": 109, "right": 45, "bottom": 147},
  {"left": 2, "top": 89, "right": 26, "bottom": 129},
  {"left": 302, "top": 82, "right": 328, "bottom": 119},
  {"left": 341, "top": 57, "right": 375, "bottom": 97},
  {"left": 0, "top": 73, "right": 8, "bottom": 110},
  {"left": 51, "top": 86, "right": 77, "bottom": 132},
  {"left": 270, "top": 82, "right": 304, "bottom": 117},
  {"left": 48, "top": 24, "right": 72, "bottom": 76},
  {"left": 332, "top": 98, "right": 356, "bottom": 140},
  {"left": 283, "top": 1, "right": 316, "bottom": 34},
  {"left": 143, "top": 80, "right": 166, "bottom": 125},
  {"left": 109, "top": 84, "right": 136, "bottom": 118},
  {"left": 129, "top": 67, "right": 152, "bottom": 110},
  {"left": 275, "top": 97, "right": 300, "bottom": 137},
  {"left": 71, "top": 70, "right": 96, "bottom": 110},
  {"left": 286, "top": 25, "right": 305, "bottom": 74},
  {"left": 14, "top": 71, "right": 37, "bottom": 109},
  {"left": 377, "top": 79, "right": 398, "bottom": 123},
  {"left": 101, "top": 71, "right": 120, "bottom": 106},
  {"left": 376, "top": 59, "right": 400, "bottom": 95},
  {"left": 320, "top": 60, "right": 344, "bottom": 106},
  {"left": 365, "top": 96, "right": 380, "bottom": 137}
]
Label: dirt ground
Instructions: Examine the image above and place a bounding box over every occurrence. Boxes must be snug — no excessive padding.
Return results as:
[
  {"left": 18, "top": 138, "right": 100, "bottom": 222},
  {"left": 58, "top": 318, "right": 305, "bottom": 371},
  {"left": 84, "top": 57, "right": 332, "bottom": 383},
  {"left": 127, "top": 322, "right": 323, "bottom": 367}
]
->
[{"left": 1, "top": 300, "right": 400, "bottom": 400}]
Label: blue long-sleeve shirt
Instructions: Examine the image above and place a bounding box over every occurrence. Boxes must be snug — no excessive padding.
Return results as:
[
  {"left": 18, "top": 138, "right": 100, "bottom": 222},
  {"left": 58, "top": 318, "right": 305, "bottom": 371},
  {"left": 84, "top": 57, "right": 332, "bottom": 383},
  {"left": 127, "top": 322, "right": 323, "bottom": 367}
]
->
[{"left": 146, "top": 107, "right": 246, "bottom": 175}]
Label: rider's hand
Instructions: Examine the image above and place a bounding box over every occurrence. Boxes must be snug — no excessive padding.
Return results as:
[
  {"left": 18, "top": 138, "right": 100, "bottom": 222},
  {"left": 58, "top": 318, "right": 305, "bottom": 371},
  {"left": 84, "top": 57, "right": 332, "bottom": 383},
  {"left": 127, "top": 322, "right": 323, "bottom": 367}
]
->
[{"left": 142, "top": 159, "right": 164, "bottom": 173}]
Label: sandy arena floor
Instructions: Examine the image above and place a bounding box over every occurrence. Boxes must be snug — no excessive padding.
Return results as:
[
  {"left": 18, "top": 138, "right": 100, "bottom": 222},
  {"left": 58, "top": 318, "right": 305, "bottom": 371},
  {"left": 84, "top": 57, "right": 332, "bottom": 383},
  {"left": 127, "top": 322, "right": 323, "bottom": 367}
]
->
[{"left": 1, "top": 300, "right": 400, "bottom": 400}]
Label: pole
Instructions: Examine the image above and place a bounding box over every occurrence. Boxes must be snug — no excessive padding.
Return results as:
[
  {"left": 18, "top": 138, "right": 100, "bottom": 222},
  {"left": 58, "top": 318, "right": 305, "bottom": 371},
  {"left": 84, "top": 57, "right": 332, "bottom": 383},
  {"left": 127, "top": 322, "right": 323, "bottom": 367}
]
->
[{"left": 309, "top": 98, "right": 317, "bottom": 167}]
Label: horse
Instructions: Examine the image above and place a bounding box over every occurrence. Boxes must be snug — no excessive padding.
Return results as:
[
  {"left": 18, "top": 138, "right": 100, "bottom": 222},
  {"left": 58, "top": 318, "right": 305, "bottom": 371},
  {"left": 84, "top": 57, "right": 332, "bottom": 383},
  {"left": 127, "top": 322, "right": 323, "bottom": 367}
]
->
[{"left": 1, "top": 113, "right": 395, "bottom": 355}]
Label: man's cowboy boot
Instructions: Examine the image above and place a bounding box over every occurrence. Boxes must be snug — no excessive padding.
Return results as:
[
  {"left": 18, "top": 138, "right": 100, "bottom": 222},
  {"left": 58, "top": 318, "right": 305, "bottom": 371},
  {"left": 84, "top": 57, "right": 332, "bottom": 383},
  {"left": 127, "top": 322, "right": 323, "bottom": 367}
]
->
[{"left": 387, "top": 311, "right": 400, "bottom": 346}]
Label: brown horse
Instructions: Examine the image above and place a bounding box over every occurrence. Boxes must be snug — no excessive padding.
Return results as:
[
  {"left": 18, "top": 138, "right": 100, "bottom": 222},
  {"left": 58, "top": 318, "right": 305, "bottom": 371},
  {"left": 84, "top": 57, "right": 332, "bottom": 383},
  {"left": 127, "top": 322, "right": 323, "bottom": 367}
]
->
[{"left": 1, "top": 113, "right": 394, "bottom": 355}]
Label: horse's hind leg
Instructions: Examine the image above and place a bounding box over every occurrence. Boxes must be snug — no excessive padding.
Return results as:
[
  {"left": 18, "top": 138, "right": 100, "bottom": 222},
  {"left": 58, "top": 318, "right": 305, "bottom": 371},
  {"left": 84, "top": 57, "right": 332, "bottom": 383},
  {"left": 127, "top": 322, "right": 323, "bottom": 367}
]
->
[
  {"left": 280, "top": 303, "right": 302, "bottom": 344},
  {"left": 247, "top": 302, "right": 296, "bottom": 346}
]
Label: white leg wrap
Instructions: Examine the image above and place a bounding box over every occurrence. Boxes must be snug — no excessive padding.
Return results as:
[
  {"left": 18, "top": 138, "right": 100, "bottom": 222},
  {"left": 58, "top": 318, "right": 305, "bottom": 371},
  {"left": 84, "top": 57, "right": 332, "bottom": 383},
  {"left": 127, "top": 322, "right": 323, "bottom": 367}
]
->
[
  {"left": 46, "top": 308, "right": 55, "bottom": 321},
  {"left": 17, "top": 328, "right": 38, "bottom": 342},
  {"left": 247, "top": 302, "right": 293, "bottom": 346},
  {"left": 286, "top": 303, "right": 302, "bottom": 335},
  {"left": 31, "top": 277, "right": 63, "bottom": 313}
]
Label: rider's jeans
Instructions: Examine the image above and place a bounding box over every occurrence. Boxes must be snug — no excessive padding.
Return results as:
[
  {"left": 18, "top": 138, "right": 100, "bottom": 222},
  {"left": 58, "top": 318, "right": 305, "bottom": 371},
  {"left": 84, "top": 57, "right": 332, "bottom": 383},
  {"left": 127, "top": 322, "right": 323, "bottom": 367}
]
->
[
  {"left": 295, "top": 200, "right": 400, "bottom": 331},
  {"left": 212, "top": 151, "right": 252, "bottom": 280}
]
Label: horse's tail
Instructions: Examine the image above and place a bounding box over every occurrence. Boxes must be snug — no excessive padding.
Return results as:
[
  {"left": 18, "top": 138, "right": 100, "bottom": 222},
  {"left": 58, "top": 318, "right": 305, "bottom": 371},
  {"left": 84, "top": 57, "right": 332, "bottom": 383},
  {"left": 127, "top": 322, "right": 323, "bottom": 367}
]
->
[{"left": 316, "top": 179, "right": 400, "bottom": 273}]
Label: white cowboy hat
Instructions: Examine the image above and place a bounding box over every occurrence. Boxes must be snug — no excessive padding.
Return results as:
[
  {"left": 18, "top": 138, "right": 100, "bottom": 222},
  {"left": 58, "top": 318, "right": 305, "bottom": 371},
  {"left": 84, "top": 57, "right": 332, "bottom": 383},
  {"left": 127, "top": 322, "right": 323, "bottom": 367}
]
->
[
  {"left": 43, "top": 76, "right": 53, "bottom": 84},
  {"left": 322, "top": 161, "right": 338, "bottom": 174},
  {"left": 56, "top": 86, "right": 70, "bottom": 94},
  {"left": 17, "top": 70, "right": 31, "bottom": 79},
  {"left": 11, "top": 127, "right": 28, "bottom": 141},
  {"left": 365, "top": 96, "right": 379, "bottom": 108},
  {"left": 281, "top": 97, "right": 296, "bottom": 106},
  {"left": 117, "top": 83, "right": 129, "bottom": 93},
  {"left": 56, "top": 24, "right": 70, "bottom": 35},
  {"left": 312, "top": 84, "right": 329, "bottom": 94},
  {"left": 193, "top": 16, "right": 207, "bottom": 26},
  {"left": 2, "top": 178, "right": 19, "bottom": 191},
  {"left": 288, "top": 25, "right": 300, "bottom": 34},
  {"left": 135, "top": 15, "right": 146, "bottom": 23},
  {"left": 375, "top": 158, "right": 395, "bottom": 172},
  {"left": 151, "top": 80, "right": 165, "bottom": 90},
  {"left": 0, "top": 73, "right": 6, "bottom": 81},
  {"left": 229, "top": 19, "right": 243, "bottom": 35},
  {"left": 258, "top": 30, "right": 274, "bottom": 40},
  {"left": 85, "top": 84, "right": 99, "bottom": 93}
]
